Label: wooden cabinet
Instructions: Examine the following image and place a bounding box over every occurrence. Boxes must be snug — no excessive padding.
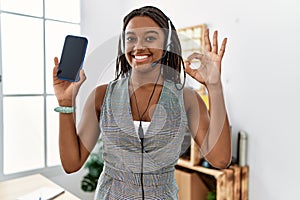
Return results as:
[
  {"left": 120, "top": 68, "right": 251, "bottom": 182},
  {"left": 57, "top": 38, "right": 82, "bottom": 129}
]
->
[
  {"left": 175, "top": 168, "right": 209, "bottom": 200},
  {"left": 176, "top": 145, "right": 249, "bottom": 200}
]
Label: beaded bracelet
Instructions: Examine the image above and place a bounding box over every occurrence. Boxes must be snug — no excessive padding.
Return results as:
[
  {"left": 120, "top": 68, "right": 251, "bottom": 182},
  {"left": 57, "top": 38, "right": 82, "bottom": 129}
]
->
[{"left": 54, "top": 106, "right": 75, "bottom": 113}]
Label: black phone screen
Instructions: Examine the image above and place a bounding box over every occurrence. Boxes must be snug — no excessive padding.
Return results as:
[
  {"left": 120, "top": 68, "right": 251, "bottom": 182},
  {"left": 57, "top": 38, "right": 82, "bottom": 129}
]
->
[{"left": 57, "top": 35, "right": 88, "bottom": 82}]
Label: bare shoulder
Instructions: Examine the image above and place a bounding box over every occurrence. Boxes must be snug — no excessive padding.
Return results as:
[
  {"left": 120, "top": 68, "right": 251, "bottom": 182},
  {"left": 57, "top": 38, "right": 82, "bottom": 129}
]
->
[
  {"left": 94, "top": 84, "right": 108, "bottom": 111},
  {"left": 183, "top": 87, "right": 200, "bottom": 102},
  {"left": 183, "top": 87, "right": 198, "bottom": 112},
  {"left": 95, "top": 84, "right": 108, "bottom": 98}
]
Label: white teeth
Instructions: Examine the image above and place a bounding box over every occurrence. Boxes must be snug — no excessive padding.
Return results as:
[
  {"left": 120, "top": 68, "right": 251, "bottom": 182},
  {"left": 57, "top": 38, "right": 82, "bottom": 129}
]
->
[{"left": 134, "top": 55, "right": 148, "bottom": 60}]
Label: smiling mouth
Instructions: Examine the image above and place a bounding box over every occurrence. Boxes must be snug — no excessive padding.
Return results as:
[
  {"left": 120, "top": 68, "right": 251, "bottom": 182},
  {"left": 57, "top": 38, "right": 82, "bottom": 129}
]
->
[{"left": 132, "top": 55, "right": 151, "bottom": 63}]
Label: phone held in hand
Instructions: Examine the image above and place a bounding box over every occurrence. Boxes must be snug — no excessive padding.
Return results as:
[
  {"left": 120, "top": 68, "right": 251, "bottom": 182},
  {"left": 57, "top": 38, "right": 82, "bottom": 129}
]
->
[{"left": 57, "top": 35, "right": 88, "bottom": 82}]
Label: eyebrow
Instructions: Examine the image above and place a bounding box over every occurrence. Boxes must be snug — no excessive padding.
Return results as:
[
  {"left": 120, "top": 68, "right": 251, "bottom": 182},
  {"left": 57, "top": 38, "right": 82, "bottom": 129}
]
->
[{"left": 125, "top": 30, "right": 160, "bottom": 35}]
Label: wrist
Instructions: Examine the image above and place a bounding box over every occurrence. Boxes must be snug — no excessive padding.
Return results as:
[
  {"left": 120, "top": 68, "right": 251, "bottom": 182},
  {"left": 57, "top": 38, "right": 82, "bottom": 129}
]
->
[
  {"left": 206, "top": 81, "right": 223, "bottom": 92},
  {"left": 58, "top": 99, "right": 74, "bottom": 107}
]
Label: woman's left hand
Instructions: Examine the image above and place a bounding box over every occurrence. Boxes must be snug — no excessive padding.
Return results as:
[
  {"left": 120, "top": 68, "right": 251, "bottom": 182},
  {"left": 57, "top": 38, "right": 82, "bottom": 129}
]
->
[{"left": 185, "top": 29, "right": 227, "bottom": 86}]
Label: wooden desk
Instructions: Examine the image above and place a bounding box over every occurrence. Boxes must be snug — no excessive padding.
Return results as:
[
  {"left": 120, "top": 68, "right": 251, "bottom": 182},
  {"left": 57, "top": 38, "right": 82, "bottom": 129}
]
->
[{"left": 0, "top": 174, "right": 80, "bottom": 200}]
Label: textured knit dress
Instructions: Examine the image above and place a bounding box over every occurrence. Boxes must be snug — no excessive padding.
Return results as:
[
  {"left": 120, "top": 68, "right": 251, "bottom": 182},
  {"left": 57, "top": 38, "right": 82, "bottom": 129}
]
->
[{"left": 94, "top": 77, "right": 190, "bottom": 200}]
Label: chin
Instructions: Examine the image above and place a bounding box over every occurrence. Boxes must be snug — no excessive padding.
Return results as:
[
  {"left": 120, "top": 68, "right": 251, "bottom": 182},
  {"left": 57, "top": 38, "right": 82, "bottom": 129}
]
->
[{"left": 131, "top": 63, "right": 153, "bottom": 72}]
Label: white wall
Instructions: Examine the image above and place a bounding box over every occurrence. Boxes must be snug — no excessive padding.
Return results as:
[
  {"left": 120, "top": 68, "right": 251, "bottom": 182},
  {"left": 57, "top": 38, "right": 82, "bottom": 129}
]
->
[{"left": 78, "top": 0, "right": 300, "bottom": 199}]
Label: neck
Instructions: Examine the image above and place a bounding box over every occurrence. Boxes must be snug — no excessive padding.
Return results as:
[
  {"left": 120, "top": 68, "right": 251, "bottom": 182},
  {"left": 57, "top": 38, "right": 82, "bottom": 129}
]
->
[{"left": 130, "top": 66, "right": 163, "bottom": 88}]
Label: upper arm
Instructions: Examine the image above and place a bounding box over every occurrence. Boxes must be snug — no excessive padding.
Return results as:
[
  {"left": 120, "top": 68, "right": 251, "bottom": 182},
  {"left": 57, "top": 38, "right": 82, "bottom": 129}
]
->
[
  {"left": 184, "top": 88, "right": 210, "bottom": 145},
  {"left": 77, "top": 84, "right": 108, "bottom": 153}
]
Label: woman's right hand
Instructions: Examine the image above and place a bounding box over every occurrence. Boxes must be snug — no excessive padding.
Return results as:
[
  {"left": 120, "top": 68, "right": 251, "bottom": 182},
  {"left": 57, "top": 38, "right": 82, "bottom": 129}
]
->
[{"left": 53, "top": 57, "right": 86, "bottom": 106}]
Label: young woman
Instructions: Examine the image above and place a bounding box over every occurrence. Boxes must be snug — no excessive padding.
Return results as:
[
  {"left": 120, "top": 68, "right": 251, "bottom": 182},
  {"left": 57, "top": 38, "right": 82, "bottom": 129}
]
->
[{"left": 53, "top": 6, "right": 231, "bottom": 200}]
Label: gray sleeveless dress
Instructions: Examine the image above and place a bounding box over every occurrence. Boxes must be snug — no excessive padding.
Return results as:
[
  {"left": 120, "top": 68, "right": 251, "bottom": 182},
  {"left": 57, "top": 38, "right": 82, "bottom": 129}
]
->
[{"left": 94, "top": 77, "right": 190, "bottom": 200}]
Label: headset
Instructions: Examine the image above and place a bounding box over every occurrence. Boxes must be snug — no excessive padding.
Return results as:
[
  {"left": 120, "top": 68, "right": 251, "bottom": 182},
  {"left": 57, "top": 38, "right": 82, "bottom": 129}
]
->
[
  {"left": 151, "top": 19, "right": 172, "bottom": 67},
  {"left": 121, "top": 20, "right": 172, "bottom": 68}
]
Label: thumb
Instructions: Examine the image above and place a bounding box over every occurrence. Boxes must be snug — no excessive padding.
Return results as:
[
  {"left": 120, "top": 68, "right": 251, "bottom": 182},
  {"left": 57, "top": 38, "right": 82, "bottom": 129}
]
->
[
  {"left": 54, "top": 57, "right": 59, "bottom": 66},
  {"left": 77, "top": 69, "right": 87, "bottom": 86},
  {"left": 184, "top": 60, "right": 192, "bottom": 74},
  {"left": 184, "top": 61, "right": 198, "bottom": 78}
]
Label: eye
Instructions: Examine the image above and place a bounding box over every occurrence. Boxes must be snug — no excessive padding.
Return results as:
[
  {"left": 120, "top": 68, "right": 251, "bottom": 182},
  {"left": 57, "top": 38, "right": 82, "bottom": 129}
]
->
[
  {"left": 126, "top": 36, "right": 136, "bottom": 42},
  {"left": 145, "top": 36, "right": 157, "bottom": 42}
]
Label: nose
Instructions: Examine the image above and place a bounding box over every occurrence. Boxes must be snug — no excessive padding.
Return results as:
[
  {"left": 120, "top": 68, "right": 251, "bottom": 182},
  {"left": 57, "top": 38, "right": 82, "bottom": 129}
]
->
[{"left": 133, "top": 38, "right": 145, "bottom": 50}]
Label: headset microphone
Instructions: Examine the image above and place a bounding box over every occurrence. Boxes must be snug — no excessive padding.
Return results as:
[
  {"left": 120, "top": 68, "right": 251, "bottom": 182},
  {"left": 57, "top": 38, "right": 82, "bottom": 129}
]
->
[{"left": 151, "top": 53, "right": 166, "bottom": 67}]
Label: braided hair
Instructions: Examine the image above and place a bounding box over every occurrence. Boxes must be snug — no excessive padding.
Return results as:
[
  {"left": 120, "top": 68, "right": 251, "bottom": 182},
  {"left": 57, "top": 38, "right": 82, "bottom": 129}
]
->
[{"left": 115, "top": 6, "right": 186, "bottom": 88}]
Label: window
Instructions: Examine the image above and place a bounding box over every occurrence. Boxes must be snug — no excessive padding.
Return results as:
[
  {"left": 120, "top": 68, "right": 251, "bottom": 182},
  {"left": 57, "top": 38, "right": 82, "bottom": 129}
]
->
[
  {"left": 177, "top": 24, "right": 207, "bottom": 91},
  {"left": 0, "top": 0, "right": 80, "bottom": 177}
]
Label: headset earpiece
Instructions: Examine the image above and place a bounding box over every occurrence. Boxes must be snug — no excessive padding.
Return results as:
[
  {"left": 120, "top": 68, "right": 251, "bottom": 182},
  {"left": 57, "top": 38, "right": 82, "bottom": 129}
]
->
[
  {"left": 166, "top": 20, "right": 172, "bottom": 52},
  {"left": 120, "top": 32, "right": 125, "bottom": 54}
]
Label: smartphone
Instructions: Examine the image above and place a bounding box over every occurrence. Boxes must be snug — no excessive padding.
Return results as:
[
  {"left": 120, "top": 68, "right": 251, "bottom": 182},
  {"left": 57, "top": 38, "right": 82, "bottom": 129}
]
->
[{"left": 57, "top": 35, "right": 88, "bottom": 82}]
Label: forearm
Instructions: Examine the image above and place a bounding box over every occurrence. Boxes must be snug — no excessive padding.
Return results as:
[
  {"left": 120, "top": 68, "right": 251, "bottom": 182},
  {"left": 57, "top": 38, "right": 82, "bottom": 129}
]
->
[
  {"left": 59, "top": 113, "right": 88, "bottom": 173},
  {"left": 203, "top": 82, "right": 231, "bottom": 168}
]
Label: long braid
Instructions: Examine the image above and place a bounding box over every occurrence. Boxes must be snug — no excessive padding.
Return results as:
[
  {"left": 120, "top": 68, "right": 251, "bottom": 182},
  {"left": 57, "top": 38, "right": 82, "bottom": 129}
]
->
[{"left": 115, "top": 6, "right": 186, "bottom": 89}]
